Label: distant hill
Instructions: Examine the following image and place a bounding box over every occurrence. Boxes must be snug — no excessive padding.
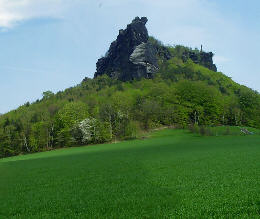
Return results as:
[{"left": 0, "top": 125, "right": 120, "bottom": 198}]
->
[{"left": 1, "top": 17, "right": 260, "bottom": 158}]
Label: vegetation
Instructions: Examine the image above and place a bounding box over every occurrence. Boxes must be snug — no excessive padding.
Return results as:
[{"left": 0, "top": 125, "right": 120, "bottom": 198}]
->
[
  {"left": 0, "top": 129, "right": 259, "bottom": 218},
  {"left": 1, "top": 42, "right": 260, "bottom": 158},
  {"left": 189, "top": 125, "right": 260, "bottom": 136}
]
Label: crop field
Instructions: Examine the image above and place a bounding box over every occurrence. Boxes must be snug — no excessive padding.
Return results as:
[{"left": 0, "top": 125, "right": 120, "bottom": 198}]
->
[{"left": 0, "top": 129, "right": 260, "bottom": 218}]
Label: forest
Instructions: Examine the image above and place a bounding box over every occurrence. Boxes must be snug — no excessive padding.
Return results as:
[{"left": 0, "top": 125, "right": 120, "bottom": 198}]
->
[{"left": 1, "top": 41, "right": 260, "bottom": 158}]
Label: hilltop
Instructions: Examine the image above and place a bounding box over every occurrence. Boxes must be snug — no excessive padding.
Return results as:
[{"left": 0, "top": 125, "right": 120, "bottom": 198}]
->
[
  {"left": 0, "top": 17, "right": 260, "bottom": 158},
  {"left": 95, "top": 17, "right": 217, "bottom": 81}
]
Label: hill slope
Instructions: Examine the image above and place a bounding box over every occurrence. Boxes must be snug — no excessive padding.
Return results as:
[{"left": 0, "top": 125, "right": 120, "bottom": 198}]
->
[{"left": 1, "top": 17, "right": 260, "bottom": 158}]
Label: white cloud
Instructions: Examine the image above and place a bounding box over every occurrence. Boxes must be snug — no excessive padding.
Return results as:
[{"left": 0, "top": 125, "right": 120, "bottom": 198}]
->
[{"left": 0, "top": 0, "right": 71, "bottom": 28}]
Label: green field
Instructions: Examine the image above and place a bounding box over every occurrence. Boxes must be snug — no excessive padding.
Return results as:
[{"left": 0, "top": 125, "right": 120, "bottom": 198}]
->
[{"left": 0, "top": 129, "right": 260, "bottom": 218}]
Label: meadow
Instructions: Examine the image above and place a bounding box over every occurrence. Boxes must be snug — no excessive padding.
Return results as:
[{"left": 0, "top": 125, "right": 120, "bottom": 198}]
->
[{"left": 0, "top": 129, "right": 260, "bottom": 218}]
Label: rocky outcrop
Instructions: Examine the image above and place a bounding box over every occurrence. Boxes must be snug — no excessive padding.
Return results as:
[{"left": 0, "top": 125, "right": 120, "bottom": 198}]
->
[
  {"left": 129, "top": 42, "right": 158, "bottom": 77},
  {"left": 182, "top": 50, "right": 217, "bottom": 72},
  {"left": 94, "top": 17, "right": 159, "bottom": 81},
  {"left": 94, "top": 17, "right": 217, "bottom": 81},
  {"left": 199, "top": 52, "right": 217, "bottom": 72}
]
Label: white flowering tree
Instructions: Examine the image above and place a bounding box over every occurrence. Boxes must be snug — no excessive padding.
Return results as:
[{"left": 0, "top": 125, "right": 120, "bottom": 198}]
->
[
  {"left": 78, "top": 118, "right": 97, "bottom": 144},
  {"left": 73, "top": 117, "right": 112, "bottom": 145}
]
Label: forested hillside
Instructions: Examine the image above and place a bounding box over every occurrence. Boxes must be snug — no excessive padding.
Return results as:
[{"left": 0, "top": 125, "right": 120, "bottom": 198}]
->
[
  {"left": 1, "top": 41, "right": 260, "bottom": 158},
  {"left": 1, "top": 17, "right": 260, "bottom": 158}
]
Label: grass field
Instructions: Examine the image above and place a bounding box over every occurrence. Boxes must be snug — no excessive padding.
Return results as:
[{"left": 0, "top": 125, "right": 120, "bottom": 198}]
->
[{"left": 0, "top": 129, "right": 260, "bottom": 218}]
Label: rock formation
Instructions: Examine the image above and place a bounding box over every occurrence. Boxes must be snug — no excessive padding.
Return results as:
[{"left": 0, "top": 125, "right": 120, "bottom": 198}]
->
[
  {"left": 94, "top": 17, "right": 159, "bottom": 81},
  {"left": 182, "top": 50, "right": 217, "bottom": 72},
  {"left": 94, "top": 17, "right": 217, "bottom": 81}
]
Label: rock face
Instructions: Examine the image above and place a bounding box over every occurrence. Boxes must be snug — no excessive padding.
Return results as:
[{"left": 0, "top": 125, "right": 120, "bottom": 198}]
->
[
  {"left": 94, "top": 17, "right": 217, "bottom": 81},
  {"left": 200, "top": 52, "right": 217, "bottom": 72},
  {"left": 94, "top": 17, "right": 159, "bottom": 81},
  {"left": 182, "top": 50, "right": 217, "bottom": 72}
]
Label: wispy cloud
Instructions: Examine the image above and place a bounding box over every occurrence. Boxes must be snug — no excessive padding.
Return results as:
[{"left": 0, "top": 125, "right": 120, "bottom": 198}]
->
[{"left": 0, "top": 0, "right": 71, "bottom": 28}]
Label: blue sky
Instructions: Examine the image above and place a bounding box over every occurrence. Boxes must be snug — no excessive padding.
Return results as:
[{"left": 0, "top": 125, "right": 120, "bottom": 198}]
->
[{"left": 0, "top": 0, "right": 259, "bottom": 113}]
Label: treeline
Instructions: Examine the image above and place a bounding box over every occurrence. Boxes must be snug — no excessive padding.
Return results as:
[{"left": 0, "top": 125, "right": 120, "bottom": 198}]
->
[{"left": 1, "top": 50, "right": 260, "bottom": 158}]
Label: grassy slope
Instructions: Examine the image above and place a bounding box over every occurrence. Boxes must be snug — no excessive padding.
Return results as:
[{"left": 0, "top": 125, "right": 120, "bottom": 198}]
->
[{"left": 0, "top": 129, "right": 260, "bottom": 218}]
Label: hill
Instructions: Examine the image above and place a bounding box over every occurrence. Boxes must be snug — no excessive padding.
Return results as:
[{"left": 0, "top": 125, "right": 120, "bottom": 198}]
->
[
  {"left": 1, "top": 129, "right": 259, "bottom": 218},
  {"left": 1, "top": 17, "right": 260, "bottom": 158}
]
